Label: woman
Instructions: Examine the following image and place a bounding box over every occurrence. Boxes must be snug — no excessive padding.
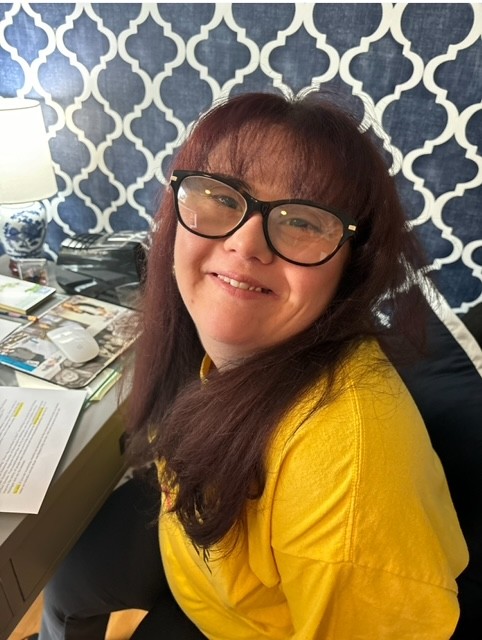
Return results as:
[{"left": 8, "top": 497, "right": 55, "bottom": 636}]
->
[{"left": 35, "top": 92, "right": 467, "bottom": 639}]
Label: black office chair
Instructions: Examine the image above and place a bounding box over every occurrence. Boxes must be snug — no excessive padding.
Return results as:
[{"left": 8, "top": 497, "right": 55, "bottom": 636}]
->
[{"left": 392, "top": 298, "right": 482, "bottom": 639}]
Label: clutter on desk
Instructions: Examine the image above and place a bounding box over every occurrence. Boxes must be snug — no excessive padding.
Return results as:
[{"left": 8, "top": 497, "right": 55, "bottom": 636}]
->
[
  {"left": 0, "top": 293, "right": 140, "bottom": 389},
  {"left": 12, "top": 257, "right": 49, "bottom": 285},
  {"left": 0, "top": 272, "right": 56, "bottom": 314},
  {"left": 56, "top": 230, "right": 147, "bottom": 308},
  {"left": 0, "top": 316, "right": 24, "bottom": 341},
  {"left": 0, "top": 364, "right": 122, "bottom": 408}
]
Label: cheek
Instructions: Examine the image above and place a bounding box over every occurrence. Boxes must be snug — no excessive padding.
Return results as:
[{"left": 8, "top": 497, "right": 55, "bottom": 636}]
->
[
  {"left": 173, "top": 228, "right": 193, "bottom": 304},
  {"left": 173, "top": 227, "right": 213, "bottom": 302},
  {"left": 173, "top": 225, "right": 188, "bottom": 264},
  {"left": 293, "top": 250, "right": 349, "bottom": 314},
  {"left": 174, "top": 225, "right": 213, "bottom": 264},
  {"left": 174, "top": 226, "right": 199, "bottom": 275}
]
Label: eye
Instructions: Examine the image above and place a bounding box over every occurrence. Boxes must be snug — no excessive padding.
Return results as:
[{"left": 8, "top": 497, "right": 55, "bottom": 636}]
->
[
  {"left": 277, "top": 209, "right": 323, "bottom": 235},
  {"left": 281, "top": 215, "right": 322, "bottom": 234},
  {"left": 207, "top": 191, "right": 241, "bottom": 210},
  {"left": 200, "top": 185, "right": 245, "bottom": 214}
]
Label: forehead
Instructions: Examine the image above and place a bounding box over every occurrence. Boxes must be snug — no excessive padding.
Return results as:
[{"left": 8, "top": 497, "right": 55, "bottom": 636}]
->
[
  {"left": 189, "top": 120, "right": 350, "bottom": 209},
  {"left": 205, "top": 126, "right": 299, "bottom": 191}
]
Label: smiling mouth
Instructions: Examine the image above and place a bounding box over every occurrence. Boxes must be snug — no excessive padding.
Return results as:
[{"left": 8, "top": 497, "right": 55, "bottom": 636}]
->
[{"left": 216, "top": 274, "right": 271, "bottom": 294}]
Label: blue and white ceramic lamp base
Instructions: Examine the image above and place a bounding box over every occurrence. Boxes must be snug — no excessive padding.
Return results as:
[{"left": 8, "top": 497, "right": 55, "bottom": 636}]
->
[{"left": 0, "top": 201, "right": 47, "bottom": 259}]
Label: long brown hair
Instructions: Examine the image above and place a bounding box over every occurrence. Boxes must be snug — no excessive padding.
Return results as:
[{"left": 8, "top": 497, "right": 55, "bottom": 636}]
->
[{"left": 127, "top": 91, "right": 427, "bottom": 549}]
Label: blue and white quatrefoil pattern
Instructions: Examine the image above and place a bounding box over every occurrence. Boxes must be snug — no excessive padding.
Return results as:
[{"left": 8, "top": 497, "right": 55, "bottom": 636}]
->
[{"left": 0, "top": 3, "right": 481, "bottom": 311}]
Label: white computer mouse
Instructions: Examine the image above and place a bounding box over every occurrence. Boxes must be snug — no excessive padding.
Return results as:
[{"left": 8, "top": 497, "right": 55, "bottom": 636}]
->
[{"left": 47, "top": 324, "right": 100, "bottom": 363}]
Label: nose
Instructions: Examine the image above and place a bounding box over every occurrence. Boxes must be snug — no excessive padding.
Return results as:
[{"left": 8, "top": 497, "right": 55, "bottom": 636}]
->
[{"left": 223, "top": 213, "right": 273, "bottom": 264}]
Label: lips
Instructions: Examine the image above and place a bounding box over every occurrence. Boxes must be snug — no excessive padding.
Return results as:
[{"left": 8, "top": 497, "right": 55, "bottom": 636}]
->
[{"left": 216, "top": 273, "right": 271, "bottom": 294}]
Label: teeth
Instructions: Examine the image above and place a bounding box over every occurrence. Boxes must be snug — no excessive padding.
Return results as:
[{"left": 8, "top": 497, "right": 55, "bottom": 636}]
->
[{"left": 217, "top": 274, "right": 263, "bottom": 293}]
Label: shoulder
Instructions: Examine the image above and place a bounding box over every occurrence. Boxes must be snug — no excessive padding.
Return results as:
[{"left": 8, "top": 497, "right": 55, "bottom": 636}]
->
[
  {"left": 263, "top": 340, "right": 419, "bottom": 541},
  {"left": 261, "top": 340, "right": 466, "bottom": 584},
  {"left": 271, "top": 339, "right": 420, "bottom": 467}
]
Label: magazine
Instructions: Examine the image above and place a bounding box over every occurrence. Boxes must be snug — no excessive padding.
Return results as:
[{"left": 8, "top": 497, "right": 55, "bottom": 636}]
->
[
  {"left": 0, "top": 273, "right": 56, "bottom": 313},
  {"left": 0, "top": 294, "right": 139, "bottom": 389},
  {"left": 0, "top": 362, "right": 122, "bottom": 406}
]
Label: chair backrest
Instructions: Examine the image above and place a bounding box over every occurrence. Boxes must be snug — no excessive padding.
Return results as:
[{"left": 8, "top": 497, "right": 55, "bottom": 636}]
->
[{"left": 391, "top": 281, "right": 482, "bottom": 638}]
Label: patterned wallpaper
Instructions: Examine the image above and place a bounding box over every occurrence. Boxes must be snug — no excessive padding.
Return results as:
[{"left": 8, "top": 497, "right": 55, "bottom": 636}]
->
[{"left": 0, "top": 2, "right": 481, "bottom": 312}]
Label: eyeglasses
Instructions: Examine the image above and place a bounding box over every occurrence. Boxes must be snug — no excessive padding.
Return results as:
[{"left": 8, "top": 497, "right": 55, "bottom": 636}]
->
[{"left": 170, "top": 170, "right": 357, "bottom": 267}]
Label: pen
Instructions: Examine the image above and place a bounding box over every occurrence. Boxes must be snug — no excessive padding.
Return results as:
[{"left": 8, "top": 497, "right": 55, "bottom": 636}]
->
[{"left": 0, "top": 310, "right": 38, "bottom": 322}]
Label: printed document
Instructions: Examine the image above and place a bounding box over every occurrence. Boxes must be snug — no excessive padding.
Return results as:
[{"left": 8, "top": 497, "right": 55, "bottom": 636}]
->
[{"left": 0, "top": 387, "right": 86, "bottom": 513}]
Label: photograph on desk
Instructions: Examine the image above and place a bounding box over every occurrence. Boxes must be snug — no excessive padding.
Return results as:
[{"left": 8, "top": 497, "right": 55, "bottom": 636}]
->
[{"left": 0, "top": 294, "right": 140, "bottom": 389}]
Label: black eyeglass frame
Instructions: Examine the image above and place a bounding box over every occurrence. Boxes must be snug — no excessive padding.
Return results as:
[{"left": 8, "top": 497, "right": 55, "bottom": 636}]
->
[{"left": 170, "top": 170, "right": 357, "bottom": 267}]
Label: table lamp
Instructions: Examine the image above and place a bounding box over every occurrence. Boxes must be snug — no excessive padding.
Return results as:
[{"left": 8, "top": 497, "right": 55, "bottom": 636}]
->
[{"left": 0, "top": 97, "right": 57, "bottom": 263}]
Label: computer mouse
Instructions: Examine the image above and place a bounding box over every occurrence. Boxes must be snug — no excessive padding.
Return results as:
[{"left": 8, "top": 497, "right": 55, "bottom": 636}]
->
[{"left": 47, "top": 324, "right": 100, "bottom": 363}]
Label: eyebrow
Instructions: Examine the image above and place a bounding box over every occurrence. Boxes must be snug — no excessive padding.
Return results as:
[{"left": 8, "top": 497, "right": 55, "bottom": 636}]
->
[{"left": 207, "top": 172, "right": 252, "bottom": 193}]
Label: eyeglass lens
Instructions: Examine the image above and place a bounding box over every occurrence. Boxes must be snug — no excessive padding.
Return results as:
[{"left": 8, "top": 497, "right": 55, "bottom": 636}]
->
[{"left": 176, "top": 175, "right": 345, "bottom": 265}]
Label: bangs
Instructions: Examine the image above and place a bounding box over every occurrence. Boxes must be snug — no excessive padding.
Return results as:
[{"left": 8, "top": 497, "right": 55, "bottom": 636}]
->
[{"left": 171, "top": 92, "right": 381, "bottom": 221}]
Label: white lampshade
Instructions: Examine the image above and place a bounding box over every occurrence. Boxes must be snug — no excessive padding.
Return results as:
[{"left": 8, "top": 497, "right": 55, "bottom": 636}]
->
[{"left": 0, "top": 97, "right": 57, "bottom": 204}]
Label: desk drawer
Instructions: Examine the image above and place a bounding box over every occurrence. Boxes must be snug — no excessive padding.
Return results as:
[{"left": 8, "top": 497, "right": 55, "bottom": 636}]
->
[
  {"left": 0, "top": 560, "right": 22, "bottom": 637},
  {"left": 10, "top": 411, "right": 125, "bottom": 601}
]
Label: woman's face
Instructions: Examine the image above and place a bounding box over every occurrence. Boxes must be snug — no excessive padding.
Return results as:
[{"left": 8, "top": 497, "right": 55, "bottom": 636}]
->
[{"left": 173, "top": 145, "right": 350, "bottom": 368}]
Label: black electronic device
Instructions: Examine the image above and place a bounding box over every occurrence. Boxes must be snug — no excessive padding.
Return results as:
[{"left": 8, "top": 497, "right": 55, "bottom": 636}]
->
[{"left": 56, "top": 231, "right": 148, "bottom": 305}]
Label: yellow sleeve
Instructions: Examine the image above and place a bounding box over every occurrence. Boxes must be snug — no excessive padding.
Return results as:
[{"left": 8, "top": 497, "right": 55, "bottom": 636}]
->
[
  {"left": 274, "top": 551, "right": 460, "bottom": 639},
  {"left": 264, "top": 356, "right": 466, "bottom": 639}
]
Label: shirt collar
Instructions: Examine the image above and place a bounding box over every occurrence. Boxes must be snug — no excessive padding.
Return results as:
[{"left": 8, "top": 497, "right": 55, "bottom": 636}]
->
[{"left": 200, "top": 354, "right": 213, "bottom": 383}]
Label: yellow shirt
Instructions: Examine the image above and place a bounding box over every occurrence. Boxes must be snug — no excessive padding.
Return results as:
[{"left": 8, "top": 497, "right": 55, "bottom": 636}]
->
[{"left": 159, "top": 341, "right": 468, "bottom": 639}]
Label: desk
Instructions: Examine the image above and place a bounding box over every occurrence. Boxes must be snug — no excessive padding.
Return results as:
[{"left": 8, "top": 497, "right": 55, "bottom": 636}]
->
[
  {"left": 0, "top": 384, "right": 126, "bottom": 639},
  {"left": 0, "top": 259, "right": 128, "bottom": 638}
]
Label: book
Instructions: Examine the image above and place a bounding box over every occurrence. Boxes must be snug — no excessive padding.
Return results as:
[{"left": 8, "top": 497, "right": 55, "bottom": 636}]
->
[
  {"left": 0, "top": 273, "right": 56, "bottom": 314},
  {"left": 0, "top": 293, "right": 140, "bottom": 389}
]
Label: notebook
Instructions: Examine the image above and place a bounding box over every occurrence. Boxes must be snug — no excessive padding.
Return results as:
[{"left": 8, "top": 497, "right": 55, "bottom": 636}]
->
[{"left": 0, "top": 273, "right": 56, "bottom": 314}]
